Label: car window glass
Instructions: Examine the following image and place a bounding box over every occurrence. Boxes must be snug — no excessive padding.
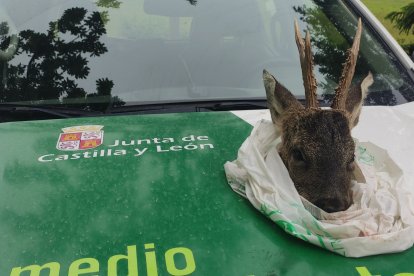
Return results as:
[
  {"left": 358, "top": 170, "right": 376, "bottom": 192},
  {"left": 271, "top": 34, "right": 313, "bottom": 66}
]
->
[{"left": 0, "top": 0, "right": 413, "bottom": 109}]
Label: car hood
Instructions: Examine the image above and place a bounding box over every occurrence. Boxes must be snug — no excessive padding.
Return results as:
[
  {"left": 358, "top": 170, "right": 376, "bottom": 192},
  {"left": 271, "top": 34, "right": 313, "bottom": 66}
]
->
[{"left": 0, "top": 108, "right": 413, "bottom": 275}]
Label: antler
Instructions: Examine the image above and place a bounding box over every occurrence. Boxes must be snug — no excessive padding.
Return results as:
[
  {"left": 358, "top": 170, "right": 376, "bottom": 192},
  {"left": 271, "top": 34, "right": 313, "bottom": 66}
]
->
[
  {"left": 294, "top": 20, "right": 318, "bottom": 109},
  {"left": 331, "top": 18, "right": 363, "bottom": 110}
]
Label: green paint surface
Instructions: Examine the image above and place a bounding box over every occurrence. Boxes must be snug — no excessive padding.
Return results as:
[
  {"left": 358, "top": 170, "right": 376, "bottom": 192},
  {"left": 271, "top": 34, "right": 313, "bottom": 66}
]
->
[{"left": 0, "top": 112, "right": 412, "bottom": 276}]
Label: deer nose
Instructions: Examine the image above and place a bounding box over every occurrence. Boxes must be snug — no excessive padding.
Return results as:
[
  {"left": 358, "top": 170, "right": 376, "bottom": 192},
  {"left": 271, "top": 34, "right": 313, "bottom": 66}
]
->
[{"left": 314, "top": 198, "right": 350, "bottom": 213}]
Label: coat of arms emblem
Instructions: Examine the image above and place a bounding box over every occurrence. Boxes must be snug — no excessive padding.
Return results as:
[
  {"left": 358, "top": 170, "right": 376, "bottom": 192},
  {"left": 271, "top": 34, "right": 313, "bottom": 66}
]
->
[{"left": 57, "top": 125, "right": 104, "bottom": 151}]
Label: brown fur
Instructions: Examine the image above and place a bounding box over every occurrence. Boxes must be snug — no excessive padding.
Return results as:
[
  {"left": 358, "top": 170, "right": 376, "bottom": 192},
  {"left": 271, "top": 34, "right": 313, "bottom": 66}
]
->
[
  {"left": 263, "top": 71, "right": 373, "bottom": 213},
  {"left": 278, "top": 109, "right": 355, "bottom": 212},
  {"left": 263, "top": 20, "right": 374, "bottom": 212}
]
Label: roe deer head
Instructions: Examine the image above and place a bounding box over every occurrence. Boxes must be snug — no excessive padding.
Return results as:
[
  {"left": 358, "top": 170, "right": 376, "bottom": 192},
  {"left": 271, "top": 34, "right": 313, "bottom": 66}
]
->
[{"left": 264, "top": 19, "right": 373, "bottom": 213}]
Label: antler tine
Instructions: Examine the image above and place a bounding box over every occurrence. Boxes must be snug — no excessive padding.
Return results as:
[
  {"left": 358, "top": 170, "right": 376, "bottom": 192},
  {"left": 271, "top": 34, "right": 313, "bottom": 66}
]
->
[
  {"left": 331, "top": 18, "right": 363, "bottom": 110},
  {"left": 294, "top": 19, "right": 318, "bottom": 109}
]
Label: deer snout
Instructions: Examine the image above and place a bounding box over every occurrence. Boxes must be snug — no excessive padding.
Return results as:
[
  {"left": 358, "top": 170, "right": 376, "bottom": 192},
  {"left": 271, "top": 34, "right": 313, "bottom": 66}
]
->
[{"left": 314, "top": 197, "right": 351, "bottom": 213}]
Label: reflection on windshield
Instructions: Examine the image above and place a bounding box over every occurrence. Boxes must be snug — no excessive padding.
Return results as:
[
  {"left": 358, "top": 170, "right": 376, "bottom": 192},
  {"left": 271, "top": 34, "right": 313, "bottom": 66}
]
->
[
  {"left": 293, "top": 0, "right": 402, "bottom": 105},
  {"left": 0, "top": 4, "right": 124, "bottom": 111},
  {"left": 0, "top": 0, "right": 413, "bottom": 111}
]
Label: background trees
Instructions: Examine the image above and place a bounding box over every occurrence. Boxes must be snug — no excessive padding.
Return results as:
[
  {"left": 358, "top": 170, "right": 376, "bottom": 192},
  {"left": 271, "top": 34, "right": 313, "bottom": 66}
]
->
[
  {"left": 361, "top": 0, "right": 414, "bottom": 58},
  {"left": 0, "top": 6, "right": 123, "bottom": 110},
  {"left": 386, "top": 2, "right": 414, "bottom": 58}
]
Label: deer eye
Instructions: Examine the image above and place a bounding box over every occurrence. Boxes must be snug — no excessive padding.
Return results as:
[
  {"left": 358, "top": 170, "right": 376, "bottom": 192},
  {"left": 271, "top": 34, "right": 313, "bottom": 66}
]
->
[{"left": 291, "top": 148, "right": 306, "bottom": 164}]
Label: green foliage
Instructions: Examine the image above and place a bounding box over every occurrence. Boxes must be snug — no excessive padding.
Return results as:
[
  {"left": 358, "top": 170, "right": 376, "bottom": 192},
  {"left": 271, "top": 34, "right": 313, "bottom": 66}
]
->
[
  {"left": 95, "top": 0, "right": 122, "bottom": 25},
  {"left": 294, "top": 1, "right": 398, "bottom": 105},
  {"left": 385, "top": 2, "right": 414, "bottom": 35},
  {"left": 96, "top": 0, "right": 122, "bottom": 9},
  {"left": 361, "top": 0, "right": 414, "bottom": 55}
]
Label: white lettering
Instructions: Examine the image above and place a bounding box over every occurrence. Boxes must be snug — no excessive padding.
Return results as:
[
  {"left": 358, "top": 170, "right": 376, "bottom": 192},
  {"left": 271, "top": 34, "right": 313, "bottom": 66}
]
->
[
  {"left": 108, "top": 139, "right": 119, "bottom": 147},
  {"left": 182, "top": 135, "right": 195, "bottom": 142},
  {"left": 38, "top": 154, "right": 54, "bottom": 162},
  {"left": 200, "top": 144, "right": 214, "bottom": 150},
  {"left": 137, "top": 139, "right": 151, "bottom": 145},
  {"left": 70, "top": 153, "right": 81, "bottom": 160},
  {"left": 55, "top": 155, "right": 68, "bottom": 161},
  {"left": 114, "top": 149, "right": 127, "bottom": 156},
  {"left": 184, "top": 143, "right": 198, "bottom": 151},
  {"left": 197, "top": 136, "right": 209, "bottom": 141},
  {"left": 134, "top": 148, "right": 148, "bottom": 156},
  {"left": 122, "top": 140, "right": 135, "bottom": 146},
  {"left": 162, "top": 138, "right": 174, "bottom": 143},
  {"left": 156, "top": 145, "right": 169, "bottom": 152},
  {"left": 170, "top": 145, "right": 182, "bottom": 151}
]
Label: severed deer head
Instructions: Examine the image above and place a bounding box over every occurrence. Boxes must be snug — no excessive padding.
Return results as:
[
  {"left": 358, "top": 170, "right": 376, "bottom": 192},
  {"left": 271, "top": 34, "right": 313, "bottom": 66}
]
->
[{"left": 264, "top": 19, "right": 374, "bottom": 213}]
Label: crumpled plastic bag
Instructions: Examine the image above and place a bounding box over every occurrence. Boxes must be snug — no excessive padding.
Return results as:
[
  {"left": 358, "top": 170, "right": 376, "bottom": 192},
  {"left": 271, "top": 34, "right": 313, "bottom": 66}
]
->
[{"left": 224, "top": 119, "right": 414, "bottom": 258}]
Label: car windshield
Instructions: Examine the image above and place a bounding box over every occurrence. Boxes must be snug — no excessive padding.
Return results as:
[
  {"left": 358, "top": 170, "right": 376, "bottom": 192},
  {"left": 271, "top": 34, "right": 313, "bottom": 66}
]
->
[{"left": 0, "top": 0, "right": 413, "bottom": 112}]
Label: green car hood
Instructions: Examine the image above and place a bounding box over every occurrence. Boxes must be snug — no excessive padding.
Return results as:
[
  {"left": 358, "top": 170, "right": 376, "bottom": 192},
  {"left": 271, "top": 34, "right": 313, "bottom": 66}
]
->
[{"left": 0, "top": 111, "right": 412, "bottom": 275}]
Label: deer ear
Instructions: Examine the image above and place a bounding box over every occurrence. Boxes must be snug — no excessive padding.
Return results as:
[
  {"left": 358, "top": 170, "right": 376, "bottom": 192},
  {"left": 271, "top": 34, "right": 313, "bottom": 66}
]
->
[
  {"left": 263, "top": 69, "right": 304, "bottom": 124},
  {"left": 345, "top": 72, "right": 373, "bottom": 128}
]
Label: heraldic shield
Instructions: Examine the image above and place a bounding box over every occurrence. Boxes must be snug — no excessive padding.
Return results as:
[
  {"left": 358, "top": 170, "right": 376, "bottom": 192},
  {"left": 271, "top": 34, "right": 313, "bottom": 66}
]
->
[{"left": 57, "top": 125, "right": 104, "bottom": 151}]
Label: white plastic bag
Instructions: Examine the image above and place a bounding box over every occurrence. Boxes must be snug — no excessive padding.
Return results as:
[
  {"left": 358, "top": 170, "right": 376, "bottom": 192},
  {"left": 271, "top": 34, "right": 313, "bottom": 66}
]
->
[{"left": 224, "top": 119, "right": 414, "bottom": 257}]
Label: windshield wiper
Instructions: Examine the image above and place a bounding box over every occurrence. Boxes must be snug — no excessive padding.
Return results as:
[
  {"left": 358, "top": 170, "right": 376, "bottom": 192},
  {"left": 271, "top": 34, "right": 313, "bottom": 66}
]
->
[
  {"left": 0, "top": 103, "right": 103, "bottom": 123},
  {"left": 200, "top": 101, "right": 268, "bottom": 111},
  {"left": 108, "top": 97, "right": 332, "bottom": 114},
  {"left": 108, "top": 99, "right": 269, "bottom": 114},
  {"left": 0, "top": 97, "right": 328, "bottom": 122}
]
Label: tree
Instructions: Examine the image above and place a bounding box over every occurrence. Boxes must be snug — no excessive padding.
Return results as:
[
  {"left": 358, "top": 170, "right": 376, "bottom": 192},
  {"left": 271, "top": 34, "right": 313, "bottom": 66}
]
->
[
  {"left": 293, "top": 1, "right": 398, "bottom": 105},
  {"left": 386, "top": 2, "right": 414, "bottom": 35},
  {"left": 385, "top": 2, "right": 414, "bottom": 57},
  {"left": 0, "top": 7, "right": 124, "bottom": 110},
  {"left": 95, "top": 0, "right": 122, "bottom": 25}
]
